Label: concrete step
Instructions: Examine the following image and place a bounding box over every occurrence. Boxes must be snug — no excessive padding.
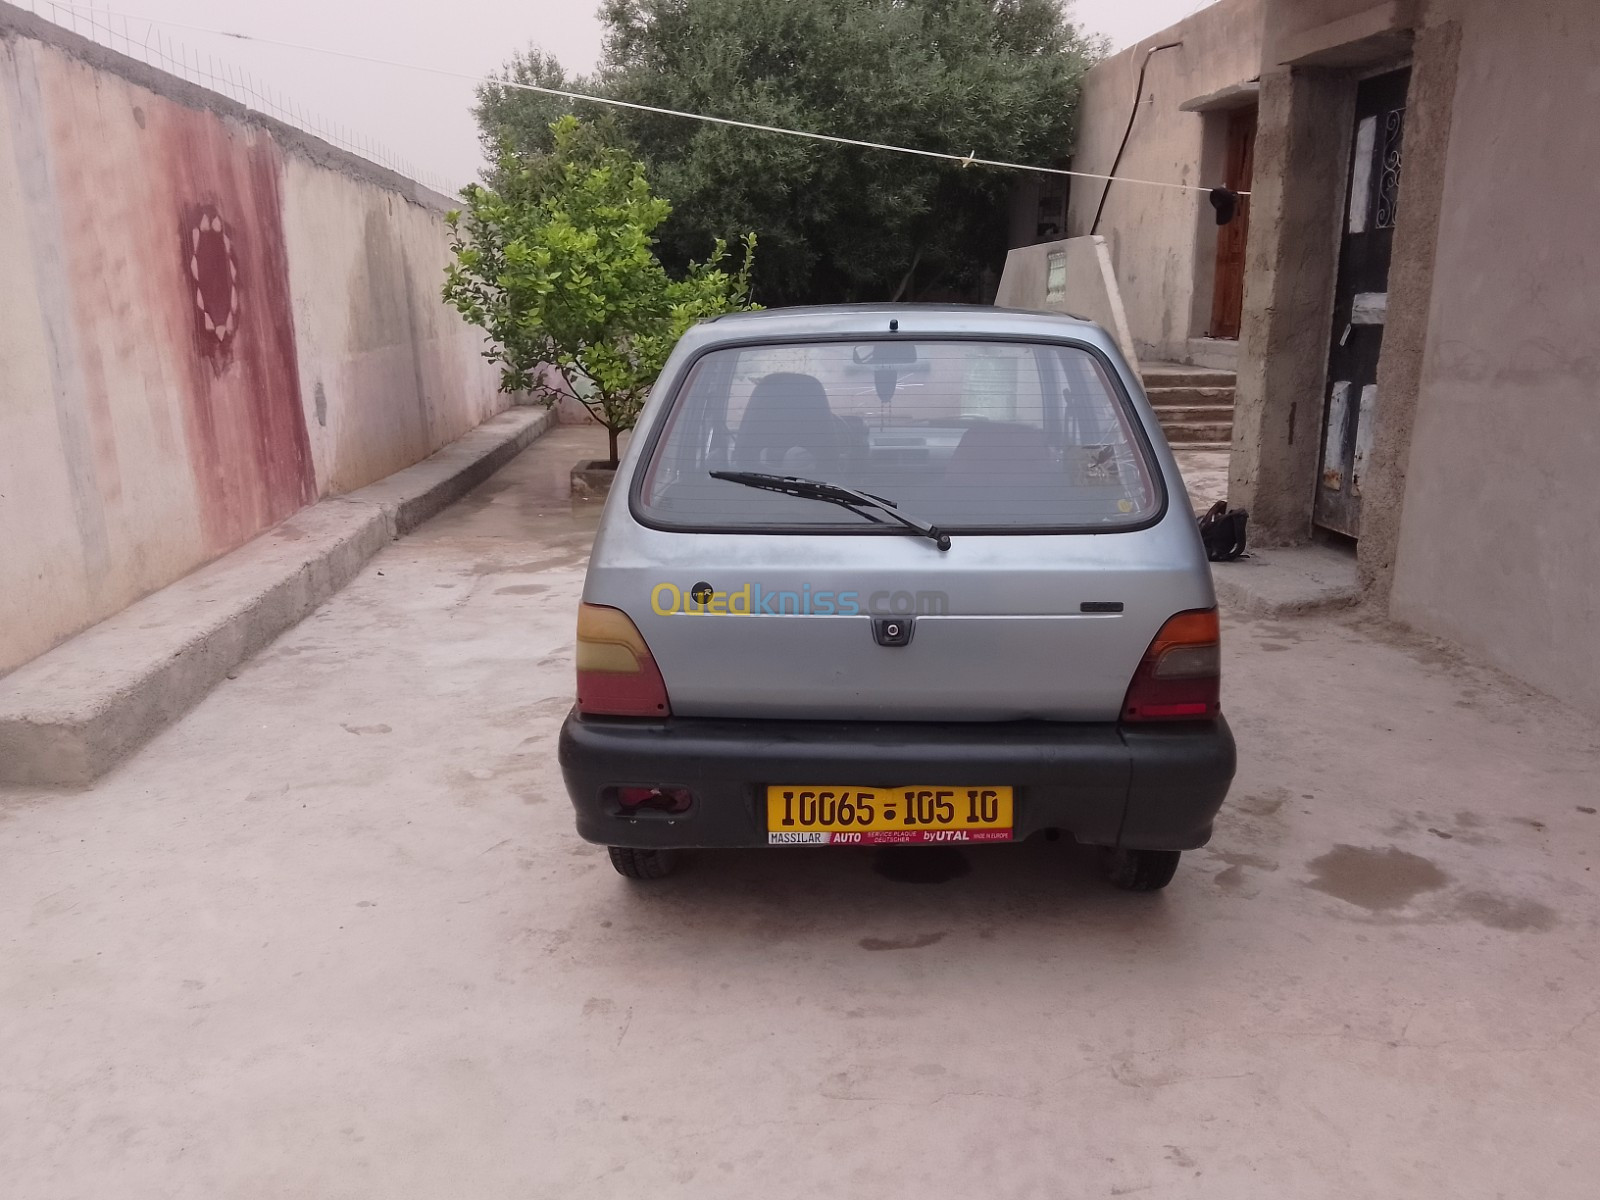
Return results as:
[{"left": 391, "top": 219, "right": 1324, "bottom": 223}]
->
[
  {"left": 1158, "top": 419, "right": 1234, "bottom": 445},
  {"left": 0, "top": 408, "right": 558, "bottom": 786},
  {"left": 1169, "top": 441, "right": 1233, "bottom": 453},
  {"left": 1151, "top": 404, "right": 1234, "bottom": 424},
  {"left": 1211, "top": 544, "right": 1361, "bottom": 618},
  {"left": 1145, "top": 385, "right": 1236, "bottom": 408},
  {"left": 1142, "top": 366, "right": 1237, "bottom": 389}
]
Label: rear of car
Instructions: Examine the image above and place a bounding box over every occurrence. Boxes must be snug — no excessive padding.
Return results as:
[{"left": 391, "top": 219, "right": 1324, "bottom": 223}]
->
[{"left": 558, "top": 305, "right": 1234, "bottom": 890}]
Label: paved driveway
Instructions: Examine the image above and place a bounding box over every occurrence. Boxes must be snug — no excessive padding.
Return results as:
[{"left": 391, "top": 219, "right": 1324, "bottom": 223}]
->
[{"left": 4, "top": 425, "right": 1598, "bottom": 1199}]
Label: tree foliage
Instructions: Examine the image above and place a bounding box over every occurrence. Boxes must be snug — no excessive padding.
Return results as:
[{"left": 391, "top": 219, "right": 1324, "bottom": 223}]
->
[
  {"left": 443, "top": 117, "right": 757, "bottom": 466},
  {"left": 475, "top": 0, "right": 1103, "bottom": 306}
]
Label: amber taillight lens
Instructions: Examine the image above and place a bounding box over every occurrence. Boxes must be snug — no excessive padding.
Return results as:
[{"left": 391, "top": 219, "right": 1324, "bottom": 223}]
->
[
  {"left": 575, "top": 604, "right": 671, "bottom": 717},
  {"left": 1121, "top": 609, "right": 1221, "bottom": 722}
]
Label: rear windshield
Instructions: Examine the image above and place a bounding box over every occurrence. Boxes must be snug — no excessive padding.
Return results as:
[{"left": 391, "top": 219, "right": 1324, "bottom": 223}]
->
[{"left": 636, "top": 339, "right": 1162, "bottom": 532}]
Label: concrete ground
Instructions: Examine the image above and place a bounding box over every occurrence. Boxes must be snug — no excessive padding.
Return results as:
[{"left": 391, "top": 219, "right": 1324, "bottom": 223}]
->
[
  {"left": 4, "top": 425, "right": 1600, "bottom": 1199},
  {"left": 1173, "top": 447, "right": 1230, "bottom": 514}
]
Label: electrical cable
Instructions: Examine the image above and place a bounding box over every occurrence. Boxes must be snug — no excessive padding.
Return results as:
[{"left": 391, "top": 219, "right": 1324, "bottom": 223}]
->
[
  {"left": 1091, "top": 40, "right": 1184, "bottom": 234},
  {"left": 44, "top": 1, "right": 1247, "bottom": 197}
]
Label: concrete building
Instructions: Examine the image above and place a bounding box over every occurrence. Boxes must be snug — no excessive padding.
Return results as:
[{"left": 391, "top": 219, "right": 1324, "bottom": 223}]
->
[
  {"left": 1066, "top": 0, "right": 1265, "bottom": 372},
  {"left": 1031, "top": 0, "right": 1600, "bottom": 721}
]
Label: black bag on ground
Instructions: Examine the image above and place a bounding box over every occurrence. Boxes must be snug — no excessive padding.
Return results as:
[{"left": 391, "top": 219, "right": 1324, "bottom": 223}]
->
[{"left": 1198, "top": 501, "right": 1249, "bottom": 562}]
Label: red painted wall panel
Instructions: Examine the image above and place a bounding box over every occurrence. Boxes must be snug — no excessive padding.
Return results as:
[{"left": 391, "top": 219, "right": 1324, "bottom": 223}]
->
[{"left": 156, "top": 110, "right": 316, "bottom": 551}]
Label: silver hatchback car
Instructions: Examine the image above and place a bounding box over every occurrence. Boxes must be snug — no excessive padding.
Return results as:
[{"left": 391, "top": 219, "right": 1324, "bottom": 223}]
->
[{"left": 559, "top": 305, "right": 1235, "bottom": 891}]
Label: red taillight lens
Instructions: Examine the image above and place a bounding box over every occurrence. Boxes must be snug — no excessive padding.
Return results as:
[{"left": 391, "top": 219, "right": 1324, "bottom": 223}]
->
[
  {"left": 575, "top": 604, "right": 671, "bottom": 717},
  {"left": 1121, "top": 609, "right": 1221, "bottom": 722}
]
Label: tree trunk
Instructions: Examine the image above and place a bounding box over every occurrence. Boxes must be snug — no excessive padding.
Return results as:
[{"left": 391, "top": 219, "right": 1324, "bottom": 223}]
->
[
  {"left": 607, "top": 425, "right": 620, "bottom": 469},
  {"left": 890, "top": 248, "right": 924, "bottom": 302}
]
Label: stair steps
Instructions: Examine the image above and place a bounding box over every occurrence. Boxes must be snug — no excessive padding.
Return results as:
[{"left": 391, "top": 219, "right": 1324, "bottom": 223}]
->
[{"left": 1141, "top": 363, "right": 1236, "bottom": 452}]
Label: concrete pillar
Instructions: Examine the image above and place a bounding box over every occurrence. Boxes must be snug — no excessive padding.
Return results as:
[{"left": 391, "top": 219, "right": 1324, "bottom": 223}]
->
[
  {"left": 1227, "top": 67, "right": 1354, "bottom": 544},
  {"left": 1356, "top": 9, "right": 1465, "bottom": 602}
]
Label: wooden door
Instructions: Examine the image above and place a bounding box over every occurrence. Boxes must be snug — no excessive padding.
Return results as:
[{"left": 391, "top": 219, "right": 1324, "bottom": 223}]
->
[
  {"left": 1208, "top": 106, "right": 1256, "bottom": 340},
  {"left": 1315, "top": 68, "right": 1411, "bottom": 538}
]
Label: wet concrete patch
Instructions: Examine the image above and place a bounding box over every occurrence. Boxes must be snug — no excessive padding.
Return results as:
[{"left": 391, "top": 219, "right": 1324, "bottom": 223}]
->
[
  {"left": 1453, "top": 891, "right": 1558, "bottom": 933},
  {"left": 1209, "top": 849, "right": 1279, "bottom": 892},
  {"left": 470, "top": 553, "right": 586, "bottom": 576},
  {"left": 871, "top": 846, "right": 971, "bottom": 884},
  {"left": 1211, "top": 850, "right": 1278, "bottom": 871},
  {"left": 1234, "top": 787, "right": 1290, "bottom": 818},
  {"left": 859, "top": 932, "right": 947, "bottom": 951},
  {"left": 1305, "top": 845, "right": 1450, "bottom": 911},
  {"left": 1396, "top": 810, "right": 1495, "bottom": 846},
  {"left": 495, "top": 584, "right": 550, "bottom": 596}
]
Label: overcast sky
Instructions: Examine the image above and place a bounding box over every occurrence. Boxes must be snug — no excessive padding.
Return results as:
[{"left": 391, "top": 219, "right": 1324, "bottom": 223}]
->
[{"left": 51, "top": 0, "right": 1212, "bottom": 188}]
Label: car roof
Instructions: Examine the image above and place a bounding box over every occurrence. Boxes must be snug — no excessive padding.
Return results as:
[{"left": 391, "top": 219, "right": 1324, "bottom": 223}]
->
[{"left": 681, "top": 303, "right": 1111, "bottom": 349}]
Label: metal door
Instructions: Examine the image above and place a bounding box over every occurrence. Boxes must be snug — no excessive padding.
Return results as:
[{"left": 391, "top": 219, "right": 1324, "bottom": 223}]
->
[{"left": 1315, "top": 68, "right": 1410, "bottom": 537}]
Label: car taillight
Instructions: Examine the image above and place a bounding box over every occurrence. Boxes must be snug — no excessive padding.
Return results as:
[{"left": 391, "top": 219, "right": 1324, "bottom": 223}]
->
[
  {"left": 575, "top": 603, "right": 671, "bottom": 717},
  {"left": 1121, "top": 609, "right": 1221, "bottom": 722}
]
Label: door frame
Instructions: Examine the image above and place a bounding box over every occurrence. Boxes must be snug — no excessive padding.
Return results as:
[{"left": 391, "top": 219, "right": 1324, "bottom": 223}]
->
[{"left": 1311, "top": 62, "right": 1414, "bottom": 541}]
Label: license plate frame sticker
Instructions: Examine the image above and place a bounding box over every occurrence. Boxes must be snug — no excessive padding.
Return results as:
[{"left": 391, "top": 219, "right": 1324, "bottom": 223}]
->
[{"left": 766, "top": 787, "right": 1014, "bottom": 846}]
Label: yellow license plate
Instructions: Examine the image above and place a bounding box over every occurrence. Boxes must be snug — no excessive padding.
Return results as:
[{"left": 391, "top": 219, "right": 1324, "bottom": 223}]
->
[{"left": 766, "top": 786, "right": 1014, "bottom": 846}]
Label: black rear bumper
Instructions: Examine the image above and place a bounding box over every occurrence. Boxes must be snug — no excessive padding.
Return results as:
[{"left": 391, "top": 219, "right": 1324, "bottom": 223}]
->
[{"left": 558, "top": 712, "right": 1235, "bottom": 851}]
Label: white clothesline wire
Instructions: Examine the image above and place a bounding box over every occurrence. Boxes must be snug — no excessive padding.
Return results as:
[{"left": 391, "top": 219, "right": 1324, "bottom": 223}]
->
[{"left": 43, "top": 0, "right": 1242, "bottom": 197}]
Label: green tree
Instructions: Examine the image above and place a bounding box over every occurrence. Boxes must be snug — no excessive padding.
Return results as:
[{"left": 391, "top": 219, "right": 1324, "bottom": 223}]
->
[
  {"left": 474, "top": 48, "right": 592, "bottom": 161},
  {"left": 443, "top": 117, "right": 757, "bottom": 467},
  {"left": 476, "top": 0, "right": 1102, "bottom": 306}
]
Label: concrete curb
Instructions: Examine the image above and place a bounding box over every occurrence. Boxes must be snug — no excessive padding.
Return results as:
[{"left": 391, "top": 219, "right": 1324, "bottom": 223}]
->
[
  {"left": 1211, "top": 544, "right": 1363, "bottom": 619},
  {"left": 353, "top": 405, "right": 556, "bottom": 536},
  {"left": 0, "top": 407, "right": 555, "bottom": 787}
]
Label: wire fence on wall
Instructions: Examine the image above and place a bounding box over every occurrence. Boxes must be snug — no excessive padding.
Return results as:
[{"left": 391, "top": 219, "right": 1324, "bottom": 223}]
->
[{"left": 12, "top": 0, "right": 459, "bottom": 196}]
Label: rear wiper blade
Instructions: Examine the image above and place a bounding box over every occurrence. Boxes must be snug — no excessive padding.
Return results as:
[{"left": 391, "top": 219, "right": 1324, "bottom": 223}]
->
[{"left": 709, "top": 471, "right": 952, "bottom": 551}]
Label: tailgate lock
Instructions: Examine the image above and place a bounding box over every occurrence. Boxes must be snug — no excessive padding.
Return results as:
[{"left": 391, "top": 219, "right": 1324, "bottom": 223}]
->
[{"left": 871, "top": 617, "right": 915, "bottom": 647}]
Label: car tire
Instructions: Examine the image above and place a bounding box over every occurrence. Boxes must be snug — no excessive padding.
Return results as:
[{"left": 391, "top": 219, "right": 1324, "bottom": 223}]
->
[
  {"left": 1100, "top": 847, "right": 1181, "bottom": 892},
  {"left": 607, "top": 846, "right": 678, "bottom": 880}
]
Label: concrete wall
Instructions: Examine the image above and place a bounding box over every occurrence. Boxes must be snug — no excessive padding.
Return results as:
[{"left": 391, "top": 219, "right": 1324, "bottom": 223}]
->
[
  {"left": 0, "top": 5, "right": 506, "bottom": 676},
  {"left": 995, "top": 236, "right": 1139, "bottom": 369},
  {"left": 1388, "top": 0, "right": 1600, "bottom": 717},
  {"left": 1264, "top": 0, "right": 1417, "bottom": 67},
  {"left": 1064, "top": 0, "right": 1264, "bottom": 364},
  {"left": 1226, "top": 66, "right": 1354, "bottom": 541},
  {"left": 280, "top": 161, "right": 505, "bottom": 494},
  {"left": 1226, "top": 0, "right": 1423, "bottom": 542},
  {"left": 1352, "top": 1, "right": 1463, "bottom": 596}
]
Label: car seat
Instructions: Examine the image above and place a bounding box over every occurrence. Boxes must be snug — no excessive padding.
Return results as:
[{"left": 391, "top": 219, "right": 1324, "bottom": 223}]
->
[
  {"left": 733, "top": 373, "right": 850, "bottom": 477},
  {"left": 944, "top": 422, "right": 1056, "bottom": 491}
]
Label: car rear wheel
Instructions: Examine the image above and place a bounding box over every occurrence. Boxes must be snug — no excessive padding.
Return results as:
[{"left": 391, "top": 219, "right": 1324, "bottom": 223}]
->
[
  {"left": 1100, "top": 847, "right": 1181, "bottom": 892},
  {"left": 607, "top": 846, "right": 678, "bottom": 880}
]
